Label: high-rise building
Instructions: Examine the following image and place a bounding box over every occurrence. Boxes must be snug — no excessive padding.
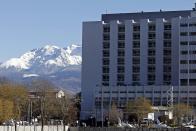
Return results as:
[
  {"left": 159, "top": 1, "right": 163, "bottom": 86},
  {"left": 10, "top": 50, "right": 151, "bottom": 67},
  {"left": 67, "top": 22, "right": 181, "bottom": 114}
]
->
[{"left": 81, "top": 5, "right": 196, "bottom": 121}]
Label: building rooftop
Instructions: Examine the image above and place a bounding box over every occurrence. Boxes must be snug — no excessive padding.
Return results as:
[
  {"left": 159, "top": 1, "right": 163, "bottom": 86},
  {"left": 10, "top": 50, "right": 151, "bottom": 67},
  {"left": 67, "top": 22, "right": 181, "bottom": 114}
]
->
[{"left": 102, "top": 10, "right": 192, "bottom": 22}]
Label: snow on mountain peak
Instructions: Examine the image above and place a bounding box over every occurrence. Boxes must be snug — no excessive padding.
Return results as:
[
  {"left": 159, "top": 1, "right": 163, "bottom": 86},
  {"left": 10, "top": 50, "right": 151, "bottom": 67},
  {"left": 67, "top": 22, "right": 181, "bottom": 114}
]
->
[{"left": 0, "top": 44, "right": 82, "bottom": 73}]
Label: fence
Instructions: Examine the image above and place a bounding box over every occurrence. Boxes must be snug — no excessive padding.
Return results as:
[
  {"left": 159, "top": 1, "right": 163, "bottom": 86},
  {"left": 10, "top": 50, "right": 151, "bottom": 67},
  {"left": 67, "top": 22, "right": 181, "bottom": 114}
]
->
[
  {"left": 69, "top": 127, "right": 194, "bottom": 131},
  {"left": 0, "top": 126, "right": 69, "bottom": 131}
]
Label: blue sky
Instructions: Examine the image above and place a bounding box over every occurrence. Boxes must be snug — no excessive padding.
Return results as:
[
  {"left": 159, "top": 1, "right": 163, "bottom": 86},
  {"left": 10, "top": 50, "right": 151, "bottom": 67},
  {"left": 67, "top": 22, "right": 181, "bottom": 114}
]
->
[{"left": 0, "top": 0, "right": 195, "bottom": 62}]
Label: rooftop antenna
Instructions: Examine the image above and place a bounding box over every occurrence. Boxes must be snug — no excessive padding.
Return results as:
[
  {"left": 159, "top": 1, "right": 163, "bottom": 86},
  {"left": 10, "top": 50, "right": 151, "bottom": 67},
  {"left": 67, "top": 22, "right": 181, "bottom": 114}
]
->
[{"left": 106, "top": 9, "right": 108, "bottom": 14}]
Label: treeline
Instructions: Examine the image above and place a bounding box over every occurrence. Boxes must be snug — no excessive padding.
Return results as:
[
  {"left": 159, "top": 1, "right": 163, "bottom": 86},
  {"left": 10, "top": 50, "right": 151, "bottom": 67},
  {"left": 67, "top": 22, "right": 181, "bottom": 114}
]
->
[{"left": 0, "top": 79, "right": 79, "bottom": 130}]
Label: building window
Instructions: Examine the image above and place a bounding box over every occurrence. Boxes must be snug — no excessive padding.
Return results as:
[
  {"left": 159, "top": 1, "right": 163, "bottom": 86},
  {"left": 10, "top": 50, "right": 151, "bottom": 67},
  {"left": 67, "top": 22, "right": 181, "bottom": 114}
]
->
[
  {"left": 189, "top": 23, "right": 196, "bottom": 27},
  {"left": 189, "top": 41, "right": 196, "bottom": 45},
  {"left": 148, "top": 49, "right": 155, "bottom": 56},
  {"left": 118, "top": 42, "right": 125, "bottom": 48},
  {"left": 181, "top": 50, "right": 188, "bottom": 55},
  {"left": 180, "top": 41, "right": 188, "bottom": 45},
  {"left": 164, "top": 74, "right": 171, "bottom": 81},
  {"left": 189, "top": 69, "right": 196, "bottom": 73},
  {"left": 180, "top": 69, "right": 188, "bottom": 73},
  {"left": 133, "top": 58, "right": 140, "bottom": 64},
  {"left": 103, "top": 67, "right": 109, "bottom": 73},
  {"left": 148, "top": 33, "right": 156, "bottom": 39},
  {"left": 148, "top": 74, "right": 155, "bottom": 81},
  {"left": 118, "top": 34, "right": 125, "bottom": 40},
  {"left": 103, "top": 50, "right": 110, "bottom": 57},
  {"left": 190, "top": 32, "right": 196, "bottom": 36},
  {"left": 149, "top": 25, "right": 156, "bottom": 31},
  {"left": 148, "top": 41, "right": 156, "bottom": 48},
  {"left": 102, "top": 75, "right": 109, "bottom": 81},
  {"left": 133, "top": 49, "right": 140, "bottom": 56},
  {"left": 164, "top": 40, "right": 171, "bottom": 47},
  {"left": 103, "top": 34, "right": 110, "bottom": 41},
  {"left": 103, "top": 58, "right": 109, "bottom": 65},
  {"left": 148, "top": 57, "right": 155, "bottom": 64},
  {"left": 164, "top": 49, "right": 171, "bottom": 56},
  {"left": 180, "top": 79, "right": 188, "bottom": 86},
  {"left": 164, "top": 32, "right": 172, "bottom": 39},
  {"left": 118, "top": 66, "right": 125, "bottom": 73},
  {"left": 118, "top": 26, "right": 125, "bottom": 32},
  {"left": 164, "top": 24, "right": 172, "bottom": 30},
  {"left": 180, "top": 32, "right": 188, "bottom": 36},
  {"left": 164, "top": 66, "right": 171, "bottom": 72},
  {"left": 103, "top": 26, "right": 110, "bottom": 33},
  {"left": 133, "top": 41, "right": 140, "bottom": 48},
  {"left": 133, "top": 66, "right": 140, "bottom": 73},
  {"left": 118, "top": 50, "right": 125, "bottom": 57},
  {"left": 118, "top": 58, "right": 124, "bottom": 65},
  {"left": 133, "top": 33, "right": 140, "bottom": 40},
  {"left": 189, "top": 79, "right": 196, "bottom": 86},
  {"left": 164, "top": 58, "right": 171, "bottom": 64},
  {"left": 133, "top": 25, "right": 140, "bottom": 32},
  {"left": 117, "top": 74, "right": 124, "bottom": 81},
  {"left": 132, "top": 74, "right": 140, "bottom": 81},
  {"left": 103, "top": 42, "right": 110, "bottom": 49},
  {"left": 189, "top": 60, "right": 196, "bottom": 64},
  {"left": 148, "top": 66, "right": 155, "bottom": 73},
  {"left": 180, "top": 60, "right": 188, "bottom": 64},
  {"left": 180, "top": 23, "right": 188, "bottom": 27}
]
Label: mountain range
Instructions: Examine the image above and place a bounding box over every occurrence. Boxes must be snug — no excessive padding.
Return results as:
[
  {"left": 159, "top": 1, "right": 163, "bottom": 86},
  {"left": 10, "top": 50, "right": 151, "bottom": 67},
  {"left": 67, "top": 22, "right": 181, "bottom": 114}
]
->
[{"left": 0, "top": 44, "right": 82, "bottom": 94}]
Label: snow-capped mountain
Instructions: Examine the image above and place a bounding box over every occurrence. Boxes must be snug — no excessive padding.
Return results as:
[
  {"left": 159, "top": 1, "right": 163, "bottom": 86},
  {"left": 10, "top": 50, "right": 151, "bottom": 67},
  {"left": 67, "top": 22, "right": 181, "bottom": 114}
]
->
[{"left": 0, "top": 44, "right": 82, "bottom": 93}]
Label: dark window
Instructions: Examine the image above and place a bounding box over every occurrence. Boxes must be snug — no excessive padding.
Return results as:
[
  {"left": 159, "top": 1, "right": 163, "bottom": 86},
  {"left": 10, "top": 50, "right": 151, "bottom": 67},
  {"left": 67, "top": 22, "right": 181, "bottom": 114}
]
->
[
  {"left": 133, "top": 66, "right": 140, "bottom": 73},
  {"left": 164, "top": 66, "right": 171, "bottom": 72},
  {"left": 164, "top": 49, "right": 171, "bottom": 56},
  {"left": 148, "top": 57, "right": 155, "bottom": 64},
  {"left": 190, "top": 32, "right": 196, "bottom": 36},
  {"left": 189, "top": 79, "right": 196, "bottom": 86},
  {"left": 118, "top": 66, "right": 125, "bottom": 73},
  {"left": 189, "top": 23, "right": 196, "bottom": 27},
  {"left": 118, "top": 34, "right": 125, "bottom": 40},
  {"left": 164, "top": 32, "right": 172, "bottom": 39},
  {"left": 103, "top": 42, "right": 110, "bottom": 49},
  {"left": 148, "top": 41, "right": 156, "bottom": 48},
  {"left": 133, "top": 25, "right": 140, "bottom": 31},
  {"left": 180, "top": 23, "right": 188, "bottom": 27},
  {"left": 102, "top": 75, "right": 109, "bottom": 81},
  {"left": 189, "top": 60, "right": 196, "bottom": 64},
  {"left": 132, "top": 74, "right": 140, "bottom": 81},
  {"left": 133, "top": 33, "right": 140, "bottom": 40},
  {"left": 103, "top": 58, "right": 109, "bottom": 65},
  {"left": 118, "top": 42, "right": 125, "bottom": 48},
  {"left": 149, "top": 25, "right": 156, "bottom": 31},
  {"left": 103, "top": 34, "right": 110, "bottom": 40},
  {"left": 180, "top": 69, "right": 188, "bottom": 73},
  {"left": 180, "top": 32, "right": 188, "bottom": 36},
  {"left": 133, "top": 49, "right": 140, "bottom": 56},
  {"left": 180, "top": 60, "right": 188, "bottom": 64},
  {"left": 103, "top": 67, "right": 109, "bottom": 73},
  {"left": 148, "top": 33, "right": 156, "bottom": 39},
  {"left": 103, "top": 50, "right": 109, "bottom": 57},
  {"left": 148, "top": 66, "right": 155, "bottom": 72},
  {"left": 164, "top": 40, "right": 171, "bottom": 47},
  {"left": 164, "top": 58, "right": 171, "bottom": 64},
  {"left": 164, "top": 24, "right": 172, "bottom": 30},
  {"left": 133, "top": 58, "right": 140, "bottom": 64},
  {"left": 181, "top": 50, "right": 188, "bottom": 55},
  {"left": 118, "top": 26, "right": 125, "bottom": 32},
  {"left": 148, "top": 74, "right": 155, "bottom": 81},
  {"left": 189, "top": 41, "right": 196, "bottom": 45},
  {"left": 118, "top": 58, "right": 124, "bottom": 65},
  {"left": 118, "top": 50, "right": 125, "bottom": 57},
  {"left": 117, "top": 74, "right": 124, "bottom": 81},
  {"left": 103, "top": 26, "right": 110, "bottom": 32},
  {"left": 148, "top": 49, "right": 155, "bottom": 56},
  {"left": 133, "top": 41, "right": 140, "bottom": 48},
  {"left": 180, "top": 41, "right": 188, "bottom": 45}
]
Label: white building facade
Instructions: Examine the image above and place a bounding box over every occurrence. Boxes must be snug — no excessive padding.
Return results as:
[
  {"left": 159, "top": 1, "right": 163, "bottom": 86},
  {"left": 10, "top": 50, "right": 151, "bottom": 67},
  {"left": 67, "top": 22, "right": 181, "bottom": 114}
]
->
[{"left": 81, "top": 6, "right": 196, "bottom": 121}]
